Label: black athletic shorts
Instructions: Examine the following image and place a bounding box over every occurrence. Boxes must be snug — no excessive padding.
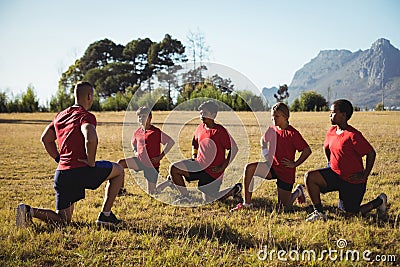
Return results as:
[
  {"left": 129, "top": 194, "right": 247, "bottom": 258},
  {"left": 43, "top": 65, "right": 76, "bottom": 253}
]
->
[
  {"left": 262, "top": 166, "right": 294, "bottom": 192},
  {"left": 54, "top": 160, "right": 113, "bottom": 210},
  {"left": 131, "top": 157, "right": 159, "bottom": 184},
  {"left": 319, "top": 167, "right": 366, "bottom": 213},
  {"left": 182, "top": 159, "right": 222, "bottom": 196}
]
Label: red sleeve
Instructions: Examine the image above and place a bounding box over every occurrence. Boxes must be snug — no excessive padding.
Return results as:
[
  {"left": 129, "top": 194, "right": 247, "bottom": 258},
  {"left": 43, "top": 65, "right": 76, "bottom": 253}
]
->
[
  {"left": 49, "top": 119, "right": 55, "bottom": 131},
  {"left": 351, "top": 131, "right": 373, "bottom": 156},
  {"left": 323, "top": 127, "right": 334, "bottom": 150},
  {"left": 293, "top": 130, "right": 309, "bottom": 152},
  {"left": 81, "top": 112, "right": 96, "bottom": 127},
  {"left": 261, "top": 127, "right": 273, "bottom": 148},
  {"left": 224, "top": 129, "right": 237, "bottom": 150}
]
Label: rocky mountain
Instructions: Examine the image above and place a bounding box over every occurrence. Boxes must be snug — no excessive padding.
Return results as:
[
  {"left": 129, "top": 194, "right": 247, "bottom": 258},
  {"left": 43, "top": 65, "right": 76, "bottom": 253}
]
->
[{"left": 263, "top": 38, "right": 400, "bottom": 109}]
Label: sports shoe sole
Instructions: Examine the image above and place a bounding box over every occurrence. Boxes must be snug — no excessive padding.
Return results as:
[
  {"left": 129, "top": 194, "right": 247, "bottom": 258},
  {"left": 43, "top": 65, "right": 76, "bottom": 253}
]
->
[
  {"left": 305, "top": 211, "right": 327, "bottom": 222},
  {"left": 296, "top": 185, "right": 306, "bottom": 204},
  {"left": 95, "top": 220, "right": 123, "bottom": 229},
  {"left": 377, "top": 193, "right": 388, "bottom": 218},
  {"left": 230, "top": 202, "right": 253, "bottom": 212},
  {"left": 16, "top": 203, "right": 30, "bottom": 227}
]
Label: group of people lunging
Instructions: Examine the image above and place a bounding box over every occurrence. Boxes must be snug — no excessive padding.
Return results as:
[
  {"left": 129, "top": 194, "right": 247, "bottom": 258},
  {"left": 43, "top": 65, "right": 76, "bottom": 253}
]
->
[{"left": 16, "top": 81, "right": 388, "bottom": 228}]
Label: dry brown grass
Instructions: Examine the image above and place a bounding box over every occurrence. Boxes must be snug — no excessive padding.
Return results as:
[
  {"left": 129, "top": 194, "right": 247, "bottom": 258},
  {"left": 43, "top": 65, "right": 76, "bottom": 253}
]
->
[{"left": 0, "top": 111, "right": 399, "bottom": 266}]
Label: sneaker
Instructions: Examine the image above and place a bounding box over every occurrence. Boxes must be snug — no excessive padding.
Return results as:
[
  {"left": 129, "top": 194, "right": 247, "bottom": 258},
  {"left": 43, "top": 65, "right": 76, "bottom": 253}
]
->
[
  {"left": 305, "top": 210, "right": 327, "bottom": 222},
  {"left": 96, "top": 212, "right": 122, "bottom": 226},
  {"left": 16, "top": 203, "right": 32, "bottom": 227},
  {"left": 173, "top": 194, "right": 192, "bottom": 205},
  {"left": 232, "top": 183, "right": 242, "bottom": 198},
  {"left": 166, "top": 175, "right": 176, "bottom": 190},
  {"left": 118, "top": 188, "right": 128, "bottom": 197},
  {"left": 377, "top": 193, "right": 388, "bottom": 218},
  {"left": 295, "top": 184, "right": 306, "bottom": 204},
  {"left": 230, "top": 202, "right": 253, "bottom": 212}
]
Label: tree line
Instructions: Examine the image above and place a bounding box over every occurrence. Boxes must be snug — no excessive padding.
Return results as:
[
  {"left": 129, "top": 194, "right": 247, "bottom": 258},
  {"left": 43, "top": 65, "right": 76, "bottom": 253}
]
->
[
  {"left": 1, "top": 34, "right": 270, "bottom": 112},
  {"left": 1, "top": 33, "right": 381, "bottom": 113}
]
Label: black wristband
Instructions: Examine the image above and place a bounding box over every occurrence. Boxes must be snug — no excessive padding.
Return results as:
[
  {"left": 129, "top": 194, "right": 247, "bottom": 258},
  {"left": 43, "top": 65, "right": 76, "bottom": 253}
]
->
[{"left": 55, "top": 155, "right": 60, "bottom": 163}]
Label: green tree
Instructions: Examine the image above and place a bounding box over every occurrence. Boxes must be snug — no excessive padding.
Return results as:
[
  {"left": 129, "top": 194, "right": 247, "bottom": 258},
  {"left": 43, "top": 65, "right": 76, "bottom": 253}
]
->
[
  {"left": 0, "top": 92, "right": 7, "bottom": 112},
  {"left": 374, "top": 102, "right": 384, "bottom": 111},
  {"left": 58, "top": 35, "right": 186, "bottom": 104},
  {"left": 157, "top": 64, "right": 182, "bottom": 110},
  {"left": 179, "top": 65, "right": 208, "bottom": 101},
  {"left": 209, "top": 74, "right": 234, "bottom": 94},
  {"left": 151, "top": 34, "right": 186, "bottom": 70},
  {"left": 91, "top": 90, "right": 101, "bottom": 111},
  {"left": 85, "top": 62, "right": 137, "bottom": 97},
  {"left": 237, "top": 90, "right": 265, "bottom": 111},
  {"left": 123, "top": 38, "right": 153, "bottom": 85},
  {"left": 298, "top": 91, "right": 327, "bottom": 111},
  {"left": 49, "top": 88, "right": 74, "bottom": 112},
  {"left": 176, "top": 81, "right": 264, "bottom": 112},
  {"left": 101, "top": 91, "right": 131, "bottom": 111},
  {"left": 58, "top": 60, "right": 84, "bottom": 96},
  {"left": 291, "top": 98, "right": 301, "bottom": 111},
  {"left": 80, "top": 39, "right": 124, "bottom": 73},
  {"left": 6, "top": 97, "right": 20, "bottom": 112},
  {"left": 21, "top": 85, "right": 39, "bottom": 112}
]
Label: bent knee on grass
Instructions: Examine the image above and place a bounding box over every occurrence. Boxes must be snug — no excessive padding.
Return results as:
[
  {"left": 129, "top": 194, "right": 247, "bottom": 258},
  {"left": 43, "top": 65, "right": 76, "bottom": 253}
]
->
[{"left": 305, "top": 170, "right": 326, "bottom": 187}]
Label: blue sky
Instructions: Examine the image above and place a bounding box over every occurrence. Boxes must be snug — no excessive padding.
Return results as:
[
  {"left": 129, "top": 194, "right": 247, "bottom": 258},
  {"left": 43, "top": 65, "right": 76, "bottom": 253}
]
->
[{"left": 0, "top": 0, "right": 399, "bottom": 105}]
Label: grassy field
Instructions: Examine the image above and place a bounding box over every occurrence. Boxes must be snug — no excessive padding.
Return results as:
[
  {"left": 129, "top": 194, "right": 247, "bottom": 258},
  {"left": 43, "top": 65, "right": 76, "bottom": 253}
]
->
[{"left": 0, "top": 111, "right": 399, "bottom": 266}]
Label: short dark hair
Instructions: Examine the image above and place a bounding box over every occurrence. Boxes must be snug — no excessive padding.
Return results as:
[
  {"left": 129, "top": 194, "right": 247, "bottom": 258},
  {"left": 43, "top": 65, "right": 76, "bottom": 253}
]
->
[
  {"left": 74, "top": 81, "right": 94, "bottom": 99},
  {"left": 136, "top": 106, "right": 152, "bottom": 116},
  {"left": 198, "top": 100, "right": 218, "bottom": 114},
  {"left": 333, "top": 99, "right": 353, "bottom": 120}
]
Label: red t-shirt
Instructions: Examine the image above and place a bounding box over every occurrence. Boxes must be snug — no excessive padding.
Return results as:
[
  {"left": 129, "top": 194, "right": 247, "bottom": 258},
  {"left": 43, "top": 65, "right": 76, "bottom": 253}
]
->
[
  {"left": 262, "top": 125, "right": 309, "bottom": 184},
  {"left": 132, "top": 125, "right": 172, "bottom": 168},
  {"left": 50, "top": 105, "right": 97, "bottom": 170},
  {"left": 324, "top": 125, "right": 374, "bottom": 184},
  {"left": 192, "top": 123, "right": 237, "bottom": 179}
]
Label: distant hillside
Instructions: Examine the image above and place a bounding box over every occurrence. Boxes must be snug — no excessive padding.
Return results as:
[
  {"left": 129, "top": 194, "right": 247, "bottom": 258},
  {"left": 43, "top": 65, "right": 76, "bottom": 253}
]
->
[{"left": 263, "top": 38, "right": 400, "bottom": 109}]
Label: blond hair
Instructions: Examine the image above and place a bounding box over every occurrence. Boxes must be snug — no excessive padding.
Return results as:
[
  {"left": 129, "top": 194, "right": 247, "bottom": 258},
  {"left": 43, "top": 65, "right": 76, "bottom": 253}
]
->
[{"left": 272, "top": 102, "right": 290, "bottom": 120}]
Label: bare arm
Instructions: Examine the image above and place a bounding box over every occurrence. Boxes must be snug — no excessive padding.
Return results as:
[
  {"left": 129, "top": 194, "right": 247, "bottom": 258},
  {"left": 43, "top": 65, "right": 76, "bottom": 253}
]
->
[
  {"left": 192, "top": 136, "right": 199, "bottom": 160},
  {"left": 349, "top": 149, "right": 376, "bottom": 182},
  {"left": 282, "top": 146, "right": 312, "bottom": 168},
  {"left": 161, "top": 139, "right": 175, "bottom": 157},
  {"left": 225, "top": 145, "right": 239, "bottom": 168},
  {"left": 211, "top": 145, "right": 238, "bottom": 173},
  {"left": 295, "top": 146, "right": 312, "bottom": 167},
  {"left": 40, "top": 124, "right": 59, "bottom": 161},
  {"left": 324, "top": 147, "right": 331, "bottom": 165},
  {"left": 80, "top": 123, "right": 98, "bottom": 167},
  {"left": 261, "top": 137, "right": 269, "bottom": 161},
  {"left": 363, "top": 149, "right": 376, "bottom": 178},
  {"left": 150, "top": 139, "right": 175, "bottom": 163}
]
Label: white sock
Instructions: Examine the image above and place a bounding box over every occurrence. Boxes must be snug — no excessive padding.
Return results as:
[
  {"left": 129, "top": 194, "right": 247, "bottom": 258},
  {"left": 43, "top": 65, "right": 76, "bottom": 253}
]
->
[{"left": 102, "top": 211, "right": 111, "bottom": 216}]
